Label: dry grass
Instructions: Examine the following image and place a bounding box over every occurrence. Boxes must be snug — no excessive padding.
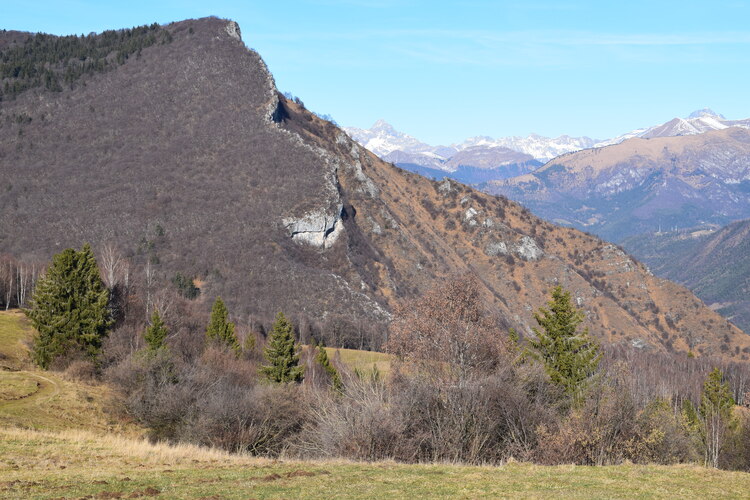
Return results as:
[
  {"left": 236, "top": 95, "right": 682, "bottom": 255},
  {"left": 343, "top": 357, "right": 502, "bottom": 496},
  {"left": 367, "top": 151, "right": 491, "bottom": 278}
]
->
[
  {"left": 0, "top": 372, "right": 39, "bottom": 400},
  {"left": 2, "top": 426, "right": 750, "bottom": 499},
  {"left": 0, "top": 309, "right": 32, "bottom": 370},
  {"left": 0, "top": 310, "right": 141, "bottom": 435},
  {"left": 325, "top": 346, "right": 393, "bottom": 376}
]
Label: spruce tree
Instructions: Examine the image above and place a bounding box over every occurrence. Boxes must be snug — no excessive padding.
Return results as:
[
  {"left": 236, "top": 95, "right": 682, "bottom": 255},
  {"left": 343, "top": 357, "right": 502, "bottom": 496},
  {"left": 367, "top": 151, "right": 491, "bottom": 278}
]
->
[
  {"left": 529, "top": 286, "right": 600, "bottom": 398},
  {"left": 205, "top": 297, "right": 239, "bottom": 354},
  {"left": 261, "top": 312, "right": 303, "bottom": 383},
  {"left": 144, "top": 309, "right": 168, "bottom": 352},
  {"left": 26, "top": 244, "right": 111, "bottom": 368},
  {"left": 315, "top": 343, "right": 343, "bottom": 391}
]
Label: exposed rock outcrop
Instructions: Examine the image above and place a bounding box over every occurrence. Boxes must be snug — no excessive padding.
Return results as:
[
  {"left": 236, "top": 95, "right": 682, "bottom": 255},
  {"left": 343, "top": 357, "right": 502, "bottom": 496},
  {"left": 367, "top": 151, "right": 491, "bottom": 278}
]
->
[{"left": 283, "top": 206, "right": 344, "bottom": 248}]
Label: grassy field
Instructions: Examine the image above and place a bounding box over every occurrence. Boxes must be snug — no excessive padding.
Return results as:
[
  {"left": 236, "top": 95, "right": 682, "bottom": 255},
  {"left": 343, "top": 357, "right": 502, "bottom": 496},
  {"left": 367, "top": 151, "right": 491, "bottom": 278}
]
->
[
  {"left": 3, "top": 310, "right": 750, "bottom": 498},
  {"left": 2, "top": 426, "right": 750, "bottom": 499},
  {"left": 0, "top": 310, "right": 138, "bottom": 434},
  {"left": 0, "top": 309, "right": 33, "bottom": 370},
  {"left": 324, "top": 346, "right": 393, "bottom": 376}
]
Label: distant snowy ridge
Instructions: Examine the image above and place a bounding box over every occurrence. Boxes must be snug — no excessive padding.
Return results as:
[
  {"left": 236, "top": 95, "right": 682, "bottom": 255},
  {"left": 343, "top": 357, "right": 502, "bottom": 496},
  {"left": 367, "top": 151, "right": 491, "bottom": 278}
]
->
[
  {"left": 343, "top": 122, "right": 597, "bottom": 163},
  {"left": 596, "top": 109, "right": 750, "bottom": 147},
  {"left": 344, "top": 109, "right": 750, "bottom": 174}
]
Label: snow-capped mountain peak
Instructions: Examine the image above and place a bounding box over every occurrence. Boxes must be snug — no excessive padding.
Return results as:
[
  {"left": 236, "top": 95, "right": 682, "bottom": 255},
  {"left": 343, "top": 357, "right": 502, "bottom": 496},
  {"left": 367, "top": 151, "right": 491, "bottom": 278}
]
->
[
  {"left": 343, "top": 120, "right": 435, "bottom": 157},
  {"left": 597, "top": 109, "right": 749, "bottom": 147},
  {"left": 687, "top": 108, "right": 725, "bottom": 120}
]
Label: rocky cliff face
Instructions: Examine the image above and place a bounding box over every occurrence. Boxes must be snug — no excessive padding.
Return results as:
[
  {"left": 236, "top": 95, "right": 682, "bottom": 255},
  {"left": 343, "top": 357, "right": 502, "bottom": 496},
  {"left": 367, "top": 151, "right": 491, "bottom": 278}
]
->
[{"left": 1, "top": 17, "right": 748, "bottom": 358}]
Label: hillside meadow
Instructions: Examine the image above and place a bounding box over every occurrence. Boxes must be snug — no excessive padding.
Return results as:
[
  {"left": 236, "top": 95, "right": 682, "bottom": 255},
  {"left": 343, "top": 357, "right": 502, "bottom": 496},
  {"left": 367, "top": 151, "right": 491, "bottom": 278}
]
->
[
  {"left": 2, "top": 309, "right": 750, "bottom": 498},
  {"left": 3, "top": 426, "right": 750, "bottom": 499}
]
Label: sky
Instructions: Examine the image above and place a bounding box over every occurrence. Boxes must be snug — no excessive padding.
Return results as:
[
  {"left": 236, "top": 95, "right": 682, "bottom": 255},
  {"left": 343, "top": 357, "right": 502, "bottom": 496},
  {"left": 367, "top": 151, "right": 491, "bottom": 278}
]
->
[{"left": 4, "top": 1, "right": 750, "bottom": 145}]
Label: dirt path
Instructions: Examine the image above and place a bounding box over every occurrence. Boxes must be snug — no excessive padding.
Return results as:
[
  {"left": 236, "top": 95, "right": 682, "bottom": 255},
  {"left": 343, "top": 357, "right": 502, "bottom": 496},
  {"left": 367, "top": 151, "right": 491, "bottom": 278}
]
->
[{"left": 0, "top": 371, "right": 61, "bottom": 410}]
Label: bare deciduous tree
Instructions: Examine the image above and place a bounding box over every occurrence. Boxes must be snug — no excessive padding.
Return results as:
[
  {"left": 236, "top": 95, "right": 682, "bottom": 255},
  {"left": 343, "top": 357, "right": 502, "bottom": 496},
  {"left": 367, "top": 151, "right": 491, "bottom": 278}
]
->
[{"left": 388, "top": 274, "right": 507, "bottom": 381}]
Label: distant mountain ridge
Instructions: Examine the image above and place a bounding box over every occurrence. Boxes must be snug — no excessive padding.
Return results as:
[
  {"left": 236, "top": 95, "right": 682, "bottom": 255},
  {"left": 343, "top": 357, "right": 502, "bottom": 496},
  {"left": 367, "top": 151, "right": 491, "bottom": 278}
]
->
[
  {"left": 488, "top": 127, "right": 750, "bottom": 242},
  {"left": 597, "top": 108, "right": 750, "bottom": 146},
  {"left": 344, "top": 121, "right": 598, "bottom": 163},
  {"left": 345, "top": 108, "right": 750, "bottom": 167}
]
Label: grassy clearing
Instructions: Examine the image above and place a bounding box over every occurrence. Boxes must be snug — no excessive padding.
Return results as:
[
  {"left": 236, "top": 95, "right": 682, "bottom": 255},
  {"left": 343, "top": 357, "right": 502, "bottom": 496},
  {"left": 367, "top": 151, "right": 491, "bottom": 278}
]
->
[
  {"left": 0, "top": 371, "right": 39, "bottom": 400},
  {"left": 2, "top": 312, "right": 748, "bottom": 498},
  {"left": 2, "top": 427, "right": 750, "bottom": 499},
  {"left": 0, "top": 310, "right": 140, "bottom": 436},
  {"left": 0, "top": 309, "right": 33, "bottom": 370},
  {"left": 325, "top": 346, "right": 393, "bottom": 376}
]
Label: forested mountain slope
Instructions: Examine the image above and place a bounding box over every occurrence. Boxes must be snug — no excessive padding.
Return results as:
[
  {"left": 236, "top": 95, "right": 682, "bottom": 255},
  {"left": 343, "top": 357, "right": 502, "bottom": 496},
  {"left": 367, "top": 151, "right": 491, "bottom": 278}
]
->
[{"left": 0, "top": 17, "right": 748, "bottom": 358}]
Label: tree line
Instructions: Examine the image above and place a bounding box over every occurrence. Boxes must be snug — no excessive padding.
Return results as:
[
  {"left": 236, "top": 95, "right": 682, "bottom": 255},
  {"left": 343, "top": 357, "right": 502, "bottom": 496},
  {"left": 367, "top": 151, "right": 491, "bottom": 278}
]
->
[{"left": 17, "top": 245, "right": 750, "bottom": 469}]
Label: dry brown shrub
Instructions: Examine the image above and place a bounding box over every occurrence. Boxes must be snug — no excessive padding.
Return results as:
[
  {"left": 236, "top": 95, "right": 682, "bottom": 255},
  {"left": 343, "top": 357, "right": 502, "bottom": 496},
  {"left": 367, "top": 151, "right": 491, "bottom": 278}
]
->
[{"left": 387, "top": 274, "right": 507, "bottom": 379}]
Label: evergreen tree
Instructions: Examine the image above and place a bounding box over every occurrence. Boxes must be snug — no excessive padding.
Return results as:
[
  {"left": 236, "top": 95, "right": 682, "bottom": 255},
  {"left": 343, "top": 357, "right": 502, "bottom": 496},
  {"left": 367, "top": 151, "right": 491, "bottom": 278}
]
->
[
  {"left": 700, "top": 368, "right": 735, "bottom": 468},
  {"left": 144, "top": 309, "right": 168, "bottom": 352},
  {"left": 261, "top": 312, "right": 303, "bottom": 383},
  {"left": 529, "top": 286, "right": 600, "bottom": 398},
  {"left": 315, "top": 343, "right": 343, "bottom": 392},
  {"left": 205, "top": 297, "right": 239, "bottom": 354},
  {"left": 26, "top": 244, "right": 111, "bottom": 368}
]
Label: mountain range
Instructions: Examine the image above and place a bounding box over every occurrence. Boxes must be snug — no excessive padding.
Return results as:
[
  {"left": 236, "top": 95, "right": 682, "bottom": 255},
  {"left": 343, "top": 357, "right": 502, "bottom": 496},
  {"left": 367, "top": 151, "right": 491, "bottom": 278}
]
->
[
  {"left": 1, "top": 17, "right": 747, "bottom": 358},
  {"left": 345, "top": 109, "right": 750, "bottom": 185},
  {"left": 488, "top": 127, "right": 750, "bottom": 242}
]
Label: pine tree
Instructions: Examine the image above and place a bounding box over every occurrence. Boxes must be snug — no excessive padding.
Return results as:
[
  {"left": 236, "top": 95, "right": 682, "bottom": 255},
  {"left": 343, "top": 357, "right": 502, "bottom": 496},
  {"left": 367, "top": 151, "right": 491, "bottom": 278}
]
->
[
  {"left": 315, "top": 343, "right": 343, "bottom": 391},
  {"left": 700, "top": 368, "right": 735, "bottom": 467},
  {"left": 529, "top": 286, "right": 600, "bottom": 398},
  {"left": 205, "top": 297, "right": 239, "bottom": 354},
  {"left": 261, "top": 312, "right": 303, "bottom": 383},
  {"left": 26, "top": 244, "right": 111, "bottom": 368},
  {"left": 144, "top": 309, "right": 168, "bottom": 352}
]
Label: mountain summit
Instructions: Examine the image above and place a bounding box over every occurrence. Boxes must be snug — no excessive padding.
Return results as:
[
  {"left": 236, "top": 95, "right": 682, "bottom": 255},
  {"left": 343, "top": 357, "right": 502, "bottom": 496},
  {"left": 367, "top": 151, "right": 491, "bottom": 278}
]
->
[
  {"left": 688, "top": 108, "right": 726, "bottom": 120},
  {"left": 1, "top": 17, "right": 747, "bottom": 357}
]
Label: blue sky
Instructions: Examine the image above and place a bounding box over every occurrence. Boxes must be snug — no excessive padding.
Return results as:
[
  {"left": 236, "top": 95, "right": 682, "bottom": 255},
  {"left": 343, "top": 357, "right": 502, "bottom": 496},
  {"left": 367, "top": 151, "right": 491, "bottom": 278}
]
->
[{"left": 4, "top": 1, "right": 750, "bottom": 144}]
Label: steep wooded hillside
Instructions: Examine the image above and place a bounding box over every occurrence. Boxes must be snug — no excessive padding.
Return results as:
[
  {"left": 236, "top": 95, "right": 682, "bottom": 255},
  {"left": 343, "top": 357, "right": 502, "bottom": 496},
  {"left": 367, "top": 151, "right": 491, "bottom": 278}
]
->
[
  {"left": 488, "top": 129, "right": 750, "bottom": 242},
  {"left": 0, "top": 17, "right": 748, "bottom": 358},
  {"left": 623, "top": 220, "right": 750, "bottom": 334}
]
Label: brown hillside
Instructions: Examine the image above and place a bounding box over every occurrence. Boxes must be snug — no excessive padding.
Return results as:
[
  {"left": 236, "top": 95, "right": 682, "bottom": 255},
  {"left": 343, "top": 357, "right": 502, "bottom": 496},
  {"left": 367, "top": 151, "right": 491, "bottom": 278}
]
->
[{"left": 0, "top": 17, "right": 748, "bottom": 358}]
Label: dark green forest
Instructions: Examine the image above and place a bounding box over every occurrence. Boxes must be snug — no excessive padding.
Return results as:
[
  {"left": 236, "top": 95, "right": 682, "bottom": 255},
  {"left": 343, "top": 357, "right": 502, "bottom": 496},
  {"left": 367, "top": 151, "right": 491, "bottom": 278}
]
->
[{"left": 0, "top": 23, "right": 172, "bottom": 101}]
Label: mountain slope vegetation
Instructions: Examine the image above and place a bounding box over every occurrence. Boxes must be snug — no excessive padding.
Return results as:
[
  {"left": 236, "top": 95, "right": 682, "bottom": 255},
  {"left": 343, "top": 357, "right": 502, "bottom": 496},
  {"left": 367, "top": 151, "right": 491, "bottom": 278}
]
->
[
  {"left": 623, "top": 219, "right": 750, "bottom": 333},
  {"left": 0, "top": 17, "right": 748, "bottom": 359}
]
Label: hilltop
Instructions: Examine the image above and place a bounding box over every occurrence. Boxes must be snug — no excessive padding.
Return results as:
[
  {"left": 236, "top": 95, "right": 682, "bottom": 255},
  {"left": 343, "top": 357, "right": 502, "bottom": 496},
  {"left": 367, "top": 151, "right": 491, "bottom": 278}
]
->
[{"left": 0, "top": 17, "right": 748, "bottom": 358}]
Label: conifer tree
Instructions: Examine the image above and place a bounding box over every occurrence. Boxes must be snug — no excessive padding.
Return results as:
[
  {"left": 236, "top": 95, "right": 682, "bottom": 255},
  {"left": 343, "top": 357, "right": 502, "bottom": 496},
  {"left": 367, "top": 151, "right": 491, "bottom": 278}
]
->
[
  {"left": 144, "top": 309, "right": 168, "bottom": 352},
  {"left": 205, "top": 297, "right": 239, "bottom": 354},
  {"left": 26, "top": 244, "right": 111, "bottom": 368},
  {"left": 529, "top": 286, "right": 600, "bottom": 398},
  {"left": 261, "top": 312, "right": 303, "bottom": 383},
  {"left": 315, "top": 343, "right": 343, "bottom": 391}
]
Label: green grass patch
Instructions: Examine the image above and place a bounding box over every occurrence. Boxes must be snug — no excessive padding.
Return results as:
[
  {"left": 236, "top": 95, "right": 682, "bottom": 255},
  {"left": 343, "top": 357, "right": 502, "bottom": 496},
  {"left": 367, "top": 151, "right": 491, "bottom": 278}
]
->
[{"left": 1, "top": 427, "right": 750, "bottom": 499}]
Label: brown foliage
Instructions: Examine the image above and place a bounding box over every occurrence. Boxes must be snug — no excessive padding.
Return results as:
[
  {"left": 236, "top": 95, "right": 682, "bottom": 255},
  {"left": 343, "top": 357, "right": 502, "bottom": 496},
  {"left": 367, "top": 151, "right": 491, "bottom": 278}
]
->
[{"left": 387, "top": 274, "right": 507, "bottom": 377}]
